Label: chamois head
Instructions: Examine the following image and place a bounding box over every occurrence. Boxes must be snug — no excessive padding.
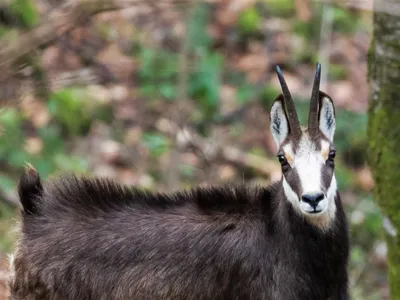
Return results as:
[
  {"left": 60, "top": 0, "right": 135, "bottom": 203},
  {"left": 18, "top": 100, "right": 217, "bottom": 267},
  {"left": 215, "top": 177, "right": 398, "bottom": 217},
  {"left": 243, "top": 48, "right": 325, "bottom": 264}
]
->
[{"left": 270, "top": 63, "right": 337, "bottom": 228}]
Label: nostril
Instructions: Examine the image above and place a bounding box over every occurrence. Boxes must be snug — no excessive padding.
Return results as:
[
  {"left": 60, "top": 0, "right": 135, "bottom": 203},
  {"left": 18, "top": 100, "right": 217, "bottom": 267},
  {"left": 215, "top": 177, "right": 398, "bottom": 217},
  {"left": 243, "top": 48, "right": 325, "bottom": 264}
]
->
[
  {"left": 301, "top": 193, "right": 325, "bottom": 206},
  {"left": 301, "top": 195, "right": 312, "bottom": 204},
  {"left": 315, "top": 193, "right": 324, "bottom": 203}
]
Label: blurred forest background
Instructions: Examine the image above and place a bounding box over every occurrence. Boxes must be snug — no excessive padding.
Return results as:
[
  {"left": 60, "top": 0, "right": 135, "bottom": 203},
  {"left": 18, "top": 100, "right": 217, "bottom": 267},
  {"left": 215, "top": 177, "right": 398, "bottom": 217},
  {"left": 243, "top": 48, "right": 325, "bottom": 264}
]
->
[{"left": 0, "top": 0, "right": 389, "bottom": 299}]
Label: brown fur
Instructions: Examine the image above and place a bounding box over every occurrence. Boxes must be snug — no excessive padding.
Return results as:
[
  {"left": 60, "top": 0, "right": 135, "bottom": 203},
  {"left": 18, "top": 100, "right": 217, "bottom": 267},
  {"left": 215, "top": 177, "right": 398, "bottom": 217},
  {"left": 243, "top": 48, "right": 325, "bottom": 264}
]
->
[{"left": 9, "top": 170, "right": 349, "bottom": 300}]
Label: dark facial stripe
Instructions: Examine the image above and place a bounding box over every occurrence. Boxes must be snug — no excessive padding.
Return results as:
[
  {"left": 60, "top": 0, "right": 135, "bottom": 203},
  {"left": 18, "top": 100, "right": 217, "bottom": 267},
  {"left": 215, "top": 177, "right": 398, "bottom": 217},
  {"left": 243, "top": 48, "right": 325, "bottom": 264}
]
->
[
  {"left": 283, "top": 167, "right": 302, "bottom": 200},
  {"left": 320, "top": 163, "right": 334, "bottom": 194}
]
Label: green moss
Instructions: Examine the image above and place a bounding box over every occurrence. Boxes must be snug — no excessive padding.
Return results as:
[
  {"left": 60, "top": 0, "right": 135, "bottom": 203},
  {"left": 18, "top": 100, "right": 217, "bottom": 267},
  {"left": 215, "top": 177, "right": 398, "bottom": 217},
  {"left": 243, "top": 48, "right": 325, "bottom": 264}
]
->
[
  {"left": 368, "top": 12, "right": 400, "bottom": 296},
  {"left": 368, "top": 104, "right": 400, "bottom": 225},
  {"left": 386, "top": 233, "right": 400, "bottom": 297}
]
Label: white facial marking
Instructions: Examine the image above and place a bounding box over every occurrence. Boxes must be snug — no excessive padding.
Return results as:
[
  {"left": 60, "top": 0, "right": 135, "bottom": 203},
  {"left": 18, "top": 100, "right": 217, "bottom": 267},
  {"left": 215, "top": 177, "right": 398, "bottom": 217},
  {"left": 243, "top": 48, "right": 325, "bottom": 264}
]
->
[
  {"left": 282, "top": 134, "right": 337, "bottom": 230},
  {"left": 294, "top": 136, "right": 323, "bottom": 196},
  {"left": 283, "top": 177, "right": 299, "bottom": 206},
  {"left": 282, "top": 144, "right": 294, "bottom": 165},
  {"left": 321, "top": 140, "right": 330, "bottom": 160}
]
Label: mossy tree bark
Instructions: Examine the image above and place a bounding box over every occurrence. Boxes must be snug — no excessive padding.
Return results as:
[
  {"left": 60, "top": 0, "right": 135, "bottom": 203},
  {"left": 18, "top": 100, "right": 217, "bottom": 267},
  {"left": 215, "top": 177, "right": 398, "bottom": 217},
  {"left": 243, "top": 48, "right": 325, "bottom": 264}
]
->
[{"left": 368, "top": 2, "right": 400, "bottom": 298}]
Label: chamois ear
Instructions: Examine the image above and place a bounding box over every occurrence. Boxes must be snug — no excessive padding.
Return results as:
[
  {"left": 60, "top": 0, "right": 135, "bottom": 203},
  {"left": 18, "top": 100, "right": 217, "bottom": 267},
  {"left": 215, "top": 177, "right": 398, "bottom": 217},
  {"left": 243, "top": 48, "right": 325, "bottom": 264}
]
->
[
  {"left": 318, "top": 94, "right": 336, "bottom": 142},
  {"left": 270, "top": 97, "right": 289, "bottom": 148}
]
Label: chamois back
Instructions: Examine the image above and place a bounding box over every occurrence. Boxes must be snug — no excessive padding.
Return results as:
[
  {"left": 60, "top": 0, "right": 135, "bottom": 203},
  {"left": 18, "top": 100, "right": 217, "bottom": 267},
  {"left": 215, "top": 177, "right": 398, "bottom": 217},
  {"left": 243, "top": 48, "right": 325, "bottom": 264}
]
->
[{"left": 9, "top": 171, "right": 349, "bottom": 300}]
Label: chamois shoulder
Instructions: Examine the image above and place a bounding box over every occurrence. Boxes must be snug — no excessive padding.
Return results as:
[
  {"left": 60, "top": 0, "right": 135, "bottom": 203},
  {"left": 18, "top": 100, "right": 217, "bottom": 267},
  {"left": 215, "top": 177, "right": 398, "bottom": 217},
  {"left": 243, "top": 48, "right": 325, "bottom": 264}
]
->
[{"left": 41, "top": 173, "right": 275, "bottom": 216}]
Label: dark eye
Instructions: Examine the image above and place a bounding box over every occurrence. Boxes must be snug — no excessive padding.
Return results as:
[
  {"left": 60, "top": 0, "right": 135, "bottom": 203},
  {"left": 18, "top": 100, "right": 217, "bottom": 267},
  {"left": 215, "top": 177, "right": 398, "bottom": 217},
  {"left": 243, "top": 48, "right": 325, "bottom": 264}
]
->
[
  {"left": 328, "top": 150, "right": 336, "bottom": 161},
  {"left": 277, "top": 154, "right": 289, "bottom": 167}
]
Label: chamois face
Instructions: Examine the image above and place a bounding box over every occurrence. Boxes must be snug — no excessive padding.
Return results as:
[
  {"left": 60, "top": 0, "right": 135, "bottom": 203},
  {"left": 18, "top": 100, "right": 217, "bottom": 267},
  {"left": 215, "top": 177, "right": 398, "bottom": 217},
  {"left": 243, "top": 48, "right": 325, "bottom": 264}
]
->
[{"left": 270, "top": 64, "right": 337, "bottom": 229}]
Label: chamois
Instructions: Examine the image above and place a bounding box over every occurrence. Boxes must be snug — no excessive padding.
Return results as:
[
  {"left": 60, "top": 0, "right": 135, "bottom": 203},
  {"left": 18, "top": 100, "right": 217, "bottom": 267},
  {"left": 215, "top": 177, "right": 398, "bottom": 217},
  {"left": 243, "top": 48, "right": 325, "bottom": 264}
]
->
[{"left": 9, "top": 63, "right": 349, "bottom": 300}]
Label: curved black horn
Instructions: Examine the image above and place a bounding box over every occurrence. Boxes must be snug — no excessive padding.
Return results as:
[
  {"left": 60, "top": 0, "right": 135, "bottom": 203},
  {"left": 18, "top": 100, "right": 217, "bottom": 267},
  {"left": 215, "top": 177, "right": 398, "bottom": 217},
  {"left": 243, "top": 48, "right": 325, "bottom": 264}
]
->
[
  {"left": 308, "top": 62, "right": 321, "bottom": 136},
  {"left": 275, "top": 66, "right": 301, "bottom": 136}
]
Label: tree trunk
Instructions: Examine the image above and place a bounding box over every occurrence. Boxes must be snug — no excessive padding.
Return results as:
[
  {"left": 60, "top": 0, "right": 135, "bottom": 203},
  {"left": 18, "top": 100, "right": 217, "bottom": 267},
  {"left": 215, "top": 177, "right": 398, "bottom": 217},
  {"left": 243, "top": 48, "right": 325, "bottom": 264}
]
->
[{"left": 368, "top": 1, "right": 400, "bottom": 298}]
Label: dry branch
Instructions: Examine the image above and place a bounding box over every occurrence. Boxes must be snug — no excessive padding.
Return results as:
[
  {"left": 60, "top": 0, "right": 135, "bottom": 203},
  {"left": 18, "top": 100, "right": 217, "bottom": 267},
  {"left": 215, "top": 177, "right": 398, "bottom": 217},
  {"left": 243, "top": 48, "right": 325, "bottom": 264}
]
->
[{"left": 156, "top": 118, "right": 280, "bottom": 178}]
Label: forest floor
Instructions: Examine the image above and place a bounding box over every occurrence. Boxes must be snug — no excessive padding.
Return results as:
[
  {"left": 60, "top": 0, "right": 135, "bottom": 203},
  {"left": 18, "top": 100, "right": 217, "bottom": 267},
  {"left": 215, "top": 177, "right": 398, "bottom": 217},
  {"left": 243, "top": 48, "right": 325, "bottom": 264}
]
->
[{"left": 0, "top": 0, "right": 386, "bottom": 299}]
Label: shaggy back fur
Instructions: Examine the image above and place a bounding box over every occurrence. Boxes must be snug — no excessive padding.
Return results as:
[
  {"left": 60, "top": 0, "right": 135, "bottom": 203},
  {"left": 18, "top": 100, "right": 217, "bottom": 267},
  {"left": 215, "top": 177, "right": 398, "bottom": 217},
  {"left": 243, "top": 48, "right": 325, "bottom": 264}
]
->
[{"left": 9, "top": 169, "right": 349, "bottom": 300}]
